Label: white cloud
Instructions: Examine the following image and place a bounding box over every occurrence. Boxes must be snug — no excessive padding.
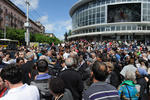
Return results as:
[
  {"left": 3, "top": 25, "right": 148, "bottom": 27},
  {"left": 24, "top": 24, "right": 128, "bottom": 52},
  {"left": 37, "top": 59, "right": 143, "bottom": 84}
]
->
[
  {"left": 54, "top": 20, "right": 72, "bottom": 40},
  {"left": 60, "top": 20, "right": 72, "bottom": 31},
  {"left": 11, "top": 0, "right": 25, "bottom": 6},
  {"left": 45, "top": 24, "right": 54, "bottom": 32},
  {"left": 38, "top": 15, "right": 49, "bottom": 24},
  {"left": 30, "top": 0, "right": 39, "bottom": 9},
  {"left": 11, "top": 0, "right": 39, "bottom": 10},
  {"left": 38, "top": 15, "right": 72, "bottom": 40}
]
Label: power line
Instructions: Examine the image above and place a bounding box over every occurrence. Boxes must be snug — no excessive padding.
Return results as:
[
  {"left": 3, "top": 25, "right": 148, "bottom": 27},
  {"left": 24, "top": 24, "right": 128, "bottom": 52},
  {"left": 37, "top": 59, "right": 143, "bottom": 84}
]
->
[
  {"left": 22, "top": 0, "right": 42, "bottom": 21},
  {"left": 17, "top": 0, "right": 41, "bottom": 22}
]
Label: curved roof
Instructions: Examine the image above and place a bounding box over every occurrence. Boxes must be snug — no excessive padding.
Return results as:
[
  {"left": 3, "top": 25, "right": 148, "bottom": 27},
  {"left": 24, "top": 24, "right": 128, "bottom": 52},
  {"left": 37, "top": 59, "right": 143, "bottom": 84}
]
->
[{"left": 70, "top": 0, "right": 92, "bottom": 17}]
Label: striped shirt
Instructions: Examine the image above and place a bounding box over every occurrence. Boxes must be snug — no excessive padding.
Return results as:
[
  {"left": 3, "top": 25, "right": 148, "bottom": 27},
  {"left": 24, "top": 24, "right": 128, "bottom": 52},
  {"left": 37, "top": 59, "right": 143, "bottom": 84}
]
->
[{"left": 83, "top": 82, "right": 120, "bottom": 100}]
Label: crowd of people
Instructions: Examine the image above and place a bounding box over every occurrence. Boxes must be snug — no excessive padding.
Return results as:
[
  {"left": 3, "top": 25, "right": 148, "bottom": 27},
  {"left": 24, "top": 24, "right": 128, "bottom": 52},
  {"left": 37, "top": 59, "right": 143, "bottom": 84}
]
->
[{"left": 0, "top": 40, "right": 149, "bottom": 100}]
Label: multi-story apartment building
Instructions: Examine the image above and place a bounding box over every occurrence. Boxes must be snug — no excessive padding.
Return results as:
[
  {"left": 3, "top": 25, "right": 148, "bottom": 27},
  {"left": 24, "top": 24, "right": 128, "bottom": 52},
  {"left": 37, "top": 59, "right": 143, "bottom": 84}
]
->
[{"left": 0, "top": 0, "right": 45, "bottom": 34}]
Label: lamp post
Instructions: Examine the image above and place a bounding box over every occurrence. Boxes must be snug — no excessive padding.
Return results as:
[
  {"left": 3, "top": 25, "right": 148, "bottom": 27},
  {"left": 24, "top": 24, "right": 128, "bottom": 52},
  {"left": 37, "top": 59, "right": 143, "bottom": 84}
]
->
[
  {"left": 4, "top": 24, "right": 6, "bottom": 39},
  {"left": 25, "top": 0, "right": 30, "bottom": 46}
]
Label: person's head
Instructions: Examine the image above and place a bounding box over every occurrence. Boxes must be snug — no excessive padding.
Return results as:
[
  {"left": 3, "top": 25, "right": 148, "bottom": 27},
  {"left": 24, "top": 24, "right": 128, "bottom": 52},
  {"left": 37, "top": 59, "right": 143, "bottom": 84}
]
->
[
  {"left": 86, "top": 58, "right": 93, "bottom": 66},
  {"left": 57, "top": 54, "right": 61, "bottom": 60},
  {"left": 49, "top": 77, "right": 65, "bottom": 96},
  {"left": 65, "top": 47, "right": 70, "bottom": 53},
  {"left": 65, "top": 57, "right": 74, "bottom": 68},
  {"left": 19, "top": 51, "right": 25, "bottom": 58},
  {"left": 16, "top": 57, "right": 25, "bottom": 66},
  {"left": 5, "top": 52, "right": 11, "bottom": 59},
  {"left": 96, "top": 54, "right": 103, "bottom": 62},
  {"left": 15, "top": 51, "right": 19, "bottom": 59},
  {"left": 0, "top": 50, "right": 4, "bottom": 58},
  {"left": 37, "top": 59, "right": 48, "bottom": 72},
  {"left": 105, "top": 62, "right": 114, "bottom": 73},
  {"left": 70, "top": 52, "right": 77, "bottom": 58},
  {"left": 129, "top": 58, "right": 135, "bottom": 64},
  {"left": 125, "top": 71, "right": 136, "bottom": 82},
  {"left": 0, "top": 64, "right": 22, "bottom": 88},
  {"left": 91, "top": 61, "right": 108, "bottom": 82},
  {"left": 47, "top": 50, "right": 52, "bottom": 57},
  {"left": 25, "top": 52, "right": 34, "bottom": 61},
  {"left": 78, "top": 54, "right": 83, "bottom": 62},
  {"left": 61, "top": 60, "right": 66, "bottom": 68},
  {"left": 91, "top": 52, "right": 96, "bottom": 59}
]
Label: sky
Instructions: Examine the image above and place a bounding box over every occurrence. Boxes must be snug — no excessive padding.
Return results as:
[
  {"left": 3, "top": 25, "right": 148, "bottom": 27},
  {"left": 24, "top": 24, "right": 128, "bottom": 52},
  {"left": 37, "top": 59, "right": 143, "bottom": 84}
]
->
[{"left": 10, "top": 0, "right": 78, "bottom": 40}]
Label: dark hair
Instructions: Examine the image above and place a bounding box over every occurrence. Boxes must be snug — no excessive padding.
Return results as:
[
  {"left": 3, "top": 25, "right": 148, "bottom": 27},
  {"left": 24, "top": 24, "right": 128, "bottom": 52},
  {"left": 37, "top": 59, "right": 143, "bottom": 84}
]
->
[
  {"left": 92, "top": 61, "right": 108, "bottom": 81},
  {"left": 37, "top": 59, "right": 48, "bottom": 72},
  {"left": 5, "top": 52, "right": 11, "bottom": 58},
  {"left": 49, "top": 77, "right": 65, "bottom": 95},
  {"left": 16, "top": 57, "right": 24, "bottom": 63},
  {"left": 0, "top": 56, "right": 2, "bottom": 64},
  {"left": 60, "top": 60, "right": 65, "bottom": 64},
  {"left": 0, "top": 64, "right": 22, "bottom": 84}
]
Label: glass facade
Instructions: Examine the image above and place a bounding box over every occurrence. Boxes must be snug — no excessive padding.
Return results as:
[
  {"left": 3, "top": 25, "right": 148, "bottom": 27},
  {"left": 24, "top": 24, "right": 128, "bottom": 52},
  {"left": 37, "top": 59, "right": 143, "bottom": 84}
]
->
[
  {"left": 72, "top": 24, "right": 150, "bottom": 35},
  {"left": 71, "top": 0, "right": 150, "bottom": 30}
]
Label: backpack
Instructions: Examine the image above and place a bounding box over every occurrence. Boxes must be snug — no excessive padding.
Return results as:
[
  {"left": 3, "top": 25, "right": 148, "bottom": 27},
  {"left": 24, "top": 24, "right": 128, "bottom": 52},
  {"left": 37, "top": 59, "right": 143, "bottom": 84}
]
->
[{"left": 31, "top": 79, "right": 53, "bottom": 100}]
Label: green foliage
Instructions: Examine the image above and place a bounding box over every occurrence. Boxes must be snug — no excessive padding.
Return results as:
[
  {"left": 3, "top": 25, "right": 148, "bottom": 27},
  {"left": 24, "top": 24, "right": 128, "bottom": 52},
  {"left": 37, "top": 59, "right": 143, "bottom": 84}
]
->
[
  {"left": 6, "top": 27, "right": 26, "bottom": 44},
  {"left": 32, "top": 33, "right": 60, "bottom": 44},
  {"left": 68, "top": 30, "right": 72, "bottom": 36},
  {"left": 0, "top": 29, "right": 3, "bottom": 38},
  {"left": 0, "top": 27, "right": 60, "bottom": 45}
]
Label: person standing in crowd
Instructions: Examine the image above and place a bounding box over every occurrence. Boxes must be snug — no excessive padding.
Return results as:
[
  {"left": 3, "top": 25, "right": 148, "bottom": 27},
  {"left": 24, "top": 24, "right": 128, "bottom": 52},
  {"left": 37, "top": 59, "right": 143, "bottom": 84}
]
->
[
  {"left": 49, "top": 77, "right": 73, "bottom": 100},
  {"left": 21, "top": 52, "right": 35, "bottom": 84},
  {"left": 63, "top": 47, "right": 70, "bottom": 60},
  {"left": 120, "top": 58, "right": 137, "bottom": 78},
  {"left": 91, "top": 52, "right": 97, "bottom": 63},
  {"left": 0, "top": 57, "right": 5, "bottom": 69},
  {"left": 136, "top": 67, "right": 149, "bottom": 99},
  {"left": 16, "top": 57, "right": 25, "bottom": 67},
  {"left": 60, "top": 60, "right": 67, "bottom": 71},
  {"left": 0, "top": 76, "right": 8, "bottom": 98},
  {"left": 83, "top": 61, "right": 120, "bottom": 100},
  {"left": 18, "top": 51, "right": 27, "bottom": 63},
  {"left": 118, "top": 71, "right": 140, "bottom": 100},
  {"left": 59, "top": 57, "right": 84, "bottom": 100},
  {"left": 83, "top": 58, "right": 93, "bottom": 90},
  {"left": 0, "top": 64, "right": 40, "bottom": 100},
  {"left": 2, "top": 52, "right": 14, "bottom": 64},
  {"left": 31, "top": 59, "right": 52, "bottom": 100},
  {"left": 105, "top": 62, "right": 122, "bottom": 88}
]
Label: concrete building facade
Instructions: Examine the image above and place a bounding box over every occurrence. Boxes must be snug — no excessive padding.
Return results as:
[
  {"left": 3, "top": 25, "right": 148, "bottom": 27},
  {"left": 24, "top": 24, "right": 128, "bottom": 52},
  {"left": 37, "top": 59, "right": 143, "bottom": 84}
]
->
[
  {"left": 0, "top": 0, "right": 44, "bottom": 34},
  {"left": 69, "top": 0, "right": 150, "bottom": 41}
]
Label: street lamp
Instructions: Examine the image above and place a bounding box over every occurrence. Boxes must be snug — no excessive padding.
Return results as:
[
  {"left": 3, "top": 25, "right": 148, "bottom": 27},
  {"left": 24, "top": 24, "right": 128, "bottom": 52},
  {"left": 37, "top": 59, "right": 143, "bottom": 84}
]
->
[{"left": 24, "top": 0, "right": 30, "bottom": 47}]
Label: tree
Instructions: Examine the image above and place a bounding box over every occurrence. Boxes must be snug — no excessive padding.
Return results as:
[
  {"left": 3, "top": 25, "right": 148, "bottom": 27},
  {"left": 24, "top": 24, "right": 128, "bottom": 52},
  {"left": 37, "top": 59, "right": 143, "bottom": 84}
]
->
[
  {"left": 64, "top": 32, "right": 68, "bottom": 41},
  {"left": 68, "top": 30, "right": 72, "bottom": 36},
  {"left": 0, "top": 27, "right": 60, "bottom": 45}
]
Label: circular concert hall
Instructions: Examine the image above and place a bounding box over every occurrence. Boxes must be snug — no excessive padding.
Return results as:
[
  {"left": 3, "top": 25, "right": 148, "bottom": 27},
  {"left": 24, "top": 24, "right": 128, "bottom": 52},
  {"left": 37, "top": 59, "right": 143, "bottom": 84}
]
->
[{"left": 69, "top": 0, "right": 150, "bottom": 41}]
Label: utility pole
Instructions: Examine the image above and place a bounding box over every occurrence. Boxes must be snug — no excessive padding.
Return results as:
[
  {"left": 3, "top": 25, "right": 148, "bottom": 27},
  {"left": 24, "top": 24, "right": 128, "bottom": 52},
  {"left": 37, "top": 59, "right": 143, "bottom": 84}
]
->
[
  {"left": 4, "top": 13, "right": 7, "bottom": 39},
  {"left": 25, "top": 0, "right": 30, "bottom": 46},
  {"left": 4, "top": 25, "right": 6, "bottom": 39}
]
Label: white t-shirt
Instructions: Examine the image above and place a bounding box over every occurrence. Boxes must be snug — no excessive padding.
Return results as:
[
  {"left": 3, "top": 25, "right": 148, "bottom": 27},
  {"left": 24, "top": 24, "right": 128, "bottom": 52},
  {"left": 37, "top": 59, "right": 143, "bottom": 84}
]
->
[
  {"left": 120, "top": 64, "right": 137, "bottom": 77},
  {"left": 0, "top": 84, "right": 40, "bottom": 100},
  {"left": 63, "top": 52, "right": 70, "bottom": 59}
]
